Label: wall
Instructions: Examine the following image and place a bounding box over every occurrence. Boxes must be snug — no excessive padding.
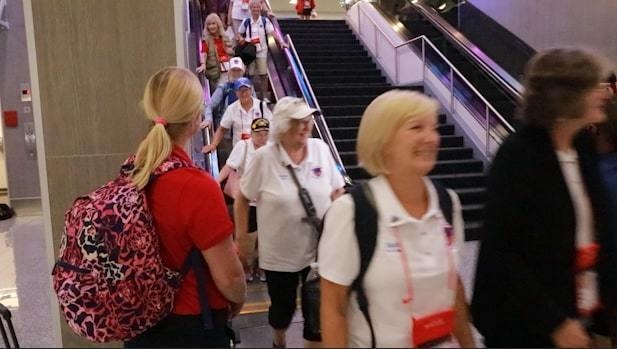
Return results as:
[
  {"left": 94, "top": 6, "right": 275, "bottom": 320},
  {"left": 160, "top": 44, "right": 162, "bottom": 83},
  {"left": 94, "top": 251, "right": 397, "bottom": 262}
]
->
[
  {"left": 468, "top": 0, "right": 617, "bottom": 66},
  {"left": 25, "top": 0, "right": 179, "bottom": 347},
  {"left": 0, "top": 0, "right": 40, "bottom": 200}
]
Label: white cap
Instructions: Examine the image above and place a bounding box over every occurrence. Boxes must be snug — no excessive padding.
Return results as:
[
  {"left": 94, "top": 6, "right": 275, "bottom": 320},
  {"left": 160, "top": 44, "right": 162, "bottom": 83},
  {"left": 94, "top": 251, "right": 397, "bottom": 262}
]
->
[
  {"left": 229, "top": 57, "right": 245, "bottom": 72},
  {"left": 274, "top": 97, "right": 318, "bottom": 120}
]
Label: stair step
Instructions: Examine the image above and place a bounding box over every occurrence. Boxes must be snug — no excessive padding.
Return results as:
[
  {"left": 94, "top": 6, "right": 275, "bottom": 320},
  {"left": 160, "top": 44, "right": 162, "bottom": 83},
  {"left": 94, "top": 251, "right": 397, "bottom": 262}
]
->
[
  {"left": 324, "top": 113, "right": 448, "bottom": 128},
  {"left": 429, "top": 159, "right": 484, "bottom": 175},
  {"left": 308, "top": 69, "right": 382, "bottom": 77},
  {"left": 297, "top": 50, "right": 367, "bottom": 57},
  {"left": 429, "top": 172, "right": 486, "bottom": 189},
  {"left": 437, "top": 147, "right": 473, "bottom": 160},
  {"left": 454, "top": 187, "right": 486, "bottom": 205},
  {"left": 303, "top": 62, "right": 376, "bottom": 70},
  {"left": 313, "top": 83, "right": 390, "bottom": 95},
  {"left": 289, "top": 37, "right": 361, "bottom": 44},
  {"left": 464, "top": 221, "right": 483, "bottom": 241},
  {"left": 335, "top": 135, "right": 465, "bottom": 153},
  {"left": 293, "top": 43, "right": 362, "bottom": 50},
  {"left": 310, "top": 75, "right": 386, "bottom": 84},
  {"left": 300, "top": 54, "right": 374, "bottom": 64},
  {"left": 329, "top": 124, "right": 455, "bottom": 139},
  {"left": 321, "top": 105, "right": 366, "bottom": 116},
  {"left": 462, "top": 204, "right": 484, "bottom": 222},
  {"left": 318, "top": 95, "right": 379, "bottom": 106}
]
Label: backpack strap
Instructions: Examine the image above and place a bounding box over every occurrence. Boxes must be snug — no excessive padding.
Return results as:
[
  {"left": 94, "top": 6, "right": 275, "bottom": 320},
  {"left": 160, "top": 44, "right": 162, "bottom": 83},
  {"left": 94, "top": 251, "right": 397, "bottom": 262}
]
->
[
  {"left": 431, "top": 180, "right": 453, "bottom": 226},
  {"left": 259, "top": 100, "right": 264, "bottom": 117},
  {"left": 349, "top": 182, "right": 378, "bottom": 349},
  {"left": 262, "top": 16, "right": 268, "bottom": 45}
]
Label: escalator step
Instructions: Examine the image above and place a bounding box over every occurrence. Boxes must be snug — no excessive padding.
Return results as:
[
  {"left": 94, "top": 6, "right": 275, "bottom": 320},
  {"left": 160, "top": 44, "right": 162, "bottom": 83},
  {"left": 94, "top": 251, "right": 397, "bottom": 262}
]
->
[{"left": 309, "top": 75, "right": 386, "bottom": 84}]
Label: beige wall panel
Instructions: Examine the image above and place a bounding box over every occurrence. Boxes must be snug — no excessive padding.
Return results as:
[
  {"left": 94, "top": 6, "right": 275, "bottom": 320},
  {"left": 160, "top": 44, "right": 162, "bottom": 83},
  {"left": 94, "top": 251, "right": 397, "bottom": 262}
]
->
[
  {"left": 30, "top": 0, "right": 179, "bottom": 347},
  {"left": 31, "top": 0, "right": 176, "bottom": 158}
]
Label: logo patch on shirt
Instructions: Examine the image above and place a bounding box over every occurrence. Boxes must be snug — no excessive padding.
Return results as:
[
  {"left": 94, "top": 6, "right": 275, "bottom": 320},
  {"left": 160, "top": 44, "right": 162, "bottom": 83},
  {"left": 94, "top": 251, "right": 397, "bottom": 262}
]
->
[
  {"left": 311, "top": 167, "right": 322, "bottom": 178},
  {"left": 385, "top": 241, "right": 402, "bottom": 253}
]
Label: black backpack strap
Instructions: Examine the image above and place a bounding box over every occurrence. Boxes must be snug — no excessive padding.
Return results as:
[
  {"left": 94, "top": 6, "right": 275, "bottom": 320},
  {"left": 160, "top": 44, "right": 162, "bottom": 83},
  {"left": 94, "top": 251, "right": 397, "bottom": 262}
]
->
[
  {"left": 431, "top": 180, "right": 453, "bottom": 226},
  {"left": 349, "top": 182, "right": 378, "bottom": 349},
  {"left": 180, "top": 248, "right": 214, "bottom": 330},
  {"left": 259, "top": 100, "right": 264, "bottom": 118}
]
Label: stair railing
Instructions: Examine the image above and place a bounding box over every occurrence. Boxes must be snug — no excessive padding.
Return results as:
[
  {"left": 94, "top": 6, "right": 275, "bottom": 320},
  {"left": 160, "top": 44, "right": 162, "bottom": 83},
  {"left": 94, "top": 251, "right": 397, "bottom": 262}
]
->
[
  {"left": 405, "top": 0, "right": 523, "bottom": 102},
  {"left": 354, "top": 3, "right": 515, "bottom": 158},
  {"left": 284, "top": 34, "right": 353, "bottom": 186}
]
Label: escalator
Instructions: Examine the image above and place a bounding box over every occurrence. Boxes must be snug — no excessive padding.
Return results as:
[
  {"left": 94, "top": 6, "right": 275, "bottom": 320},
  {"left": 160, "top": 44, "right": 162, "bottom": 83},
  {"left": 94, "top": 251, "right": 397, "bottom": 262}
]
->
[{"left": 391, "top": 2, "right": 522, "bottom": 128}]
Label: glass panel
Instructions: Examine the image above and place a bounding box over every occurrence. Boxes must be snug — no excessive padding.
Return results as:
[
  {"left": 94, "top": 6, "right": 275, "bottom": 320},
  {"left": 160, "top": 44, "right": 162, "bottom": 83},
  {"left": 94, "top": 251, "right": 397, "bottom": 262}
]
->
[{"left": 424, "top": 43, "right": 452, "bottom": 87}]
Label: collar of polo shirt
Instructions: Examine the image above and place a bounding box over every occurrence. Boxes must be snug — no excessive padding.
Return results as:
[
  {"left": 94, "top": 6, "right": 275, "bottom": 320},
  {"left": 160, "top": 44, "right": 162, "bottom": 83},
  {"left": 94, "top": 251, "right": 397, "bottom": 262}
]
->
[
  {"left": 371, "top": 176, "right": 443, "bottom": 226},
  {"left": 276, "top": 142, "right": 315, "bottom": 168}
]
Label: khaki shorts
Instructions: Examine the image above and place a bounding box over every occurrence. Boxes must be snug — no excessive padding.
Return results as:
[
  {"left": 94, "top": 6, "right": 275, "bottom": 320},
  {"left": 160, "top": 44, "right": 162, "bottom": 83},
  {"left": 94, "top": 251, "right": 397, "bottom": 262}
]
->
[{"left": 248, "top": 57, "right": 268, "bottom": 76}]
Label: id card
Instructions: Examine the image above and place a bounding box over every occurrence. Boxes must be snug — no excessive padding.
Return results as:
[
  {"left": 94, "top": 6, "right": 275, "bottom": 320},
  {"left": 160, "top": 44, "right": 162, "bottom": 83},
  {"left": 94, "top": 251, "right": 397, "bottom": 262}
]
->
[
  {"left": 251, "top": 37, "right": 262, "bottom": 52},
  {"left": 241, "top": 133, "right": 251, "bottom": 140},
  {"left": 412, "top": 308, "right": 455, "bottom": 347},
  {"left": 220, "top": 61, "right": 230, "bottom": 72}
]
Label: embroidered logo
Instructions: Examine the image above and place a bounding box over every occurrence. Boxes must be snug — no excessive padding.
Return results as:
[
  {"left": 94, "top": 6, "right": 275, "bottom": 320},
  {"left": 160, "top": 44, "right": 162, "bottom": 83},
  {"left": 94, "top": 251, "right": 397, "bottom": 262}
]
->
[{"left": 311, "top": 167, "right": 322, "bottom": 178}]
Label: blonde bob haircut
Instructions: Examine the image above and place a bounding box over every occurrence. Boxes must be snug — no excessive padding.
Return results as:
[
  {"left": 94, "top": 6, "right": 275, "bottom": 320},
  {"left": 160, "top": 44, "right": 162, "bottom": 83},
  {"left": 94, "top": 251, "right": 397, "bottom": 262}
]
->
[
  {"left": 130, "top": 67, "right": 204, "bottom": 189},
  {"left": 204, "top": 13, "right": 226, "bottom": 39},
  {"left": 357, "top": 90, "right": 439, "bottom": 176}
]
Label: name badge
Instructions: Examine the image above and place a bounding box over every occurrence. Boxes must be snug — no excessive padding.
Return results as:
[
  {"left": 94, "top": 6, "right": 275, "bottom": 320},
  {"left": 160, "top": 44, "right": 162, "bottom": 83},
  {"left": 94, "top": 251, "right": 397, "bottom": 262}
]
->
[{"left": 412, "top": 308, "right": 455, "bottom": 347}]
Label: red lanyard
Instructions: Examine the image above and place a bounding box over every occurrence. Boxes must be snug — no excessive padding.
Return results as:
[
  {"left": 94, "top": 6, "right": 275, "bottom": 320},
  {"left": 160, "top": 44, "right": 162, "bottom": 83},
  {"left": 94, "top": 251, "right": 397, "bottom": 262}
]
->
[{"left": 390, "top": 222, "right": 457, "bottom": 305}]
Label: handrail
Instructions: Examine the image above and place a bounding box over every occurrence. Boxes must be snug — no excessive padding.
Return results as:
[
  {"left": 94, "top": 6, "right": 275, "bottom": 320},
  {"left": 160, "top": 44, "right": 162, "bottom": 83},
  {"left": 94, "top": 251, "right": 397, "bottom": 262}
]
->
[
  {"left": 410, "top": 35, "right": 515, "bottom": 132},
  {"left": 405, "top": 0, "right": 523, "bottom": 101},
  {"left": 285, "top": 34, "right": 353, "bottom": 185},
  {"left": 354, "top": 3, "right": 515, "bottom": 156}
]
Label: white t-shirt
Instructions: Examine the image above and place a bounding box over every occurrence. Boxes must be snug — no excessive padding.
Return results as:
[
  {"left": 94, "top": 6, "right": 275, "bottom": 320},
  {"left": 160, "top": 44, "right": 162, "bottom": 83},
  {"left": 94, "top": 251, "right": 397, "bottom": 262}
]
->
[
  {"left": 238, "top": 16, "right": 275, "bottom": 58},
  {"left": 556, "top": 149, "right": 598, "bottom": 314},
  {"left": 220, "top": 98, "right": 273, "bottom": 146},
  {"left": 240, "top": 138, "right": 345, "bottom": 272},
  {"left": 230, "top": 0, "right": 250, "bottom": 20},
  {"left": 226, "top": 139, "right": 255, "bottom": 174},
  {"left": 318, "top": 175, "right": 464, "bottom": 348}
]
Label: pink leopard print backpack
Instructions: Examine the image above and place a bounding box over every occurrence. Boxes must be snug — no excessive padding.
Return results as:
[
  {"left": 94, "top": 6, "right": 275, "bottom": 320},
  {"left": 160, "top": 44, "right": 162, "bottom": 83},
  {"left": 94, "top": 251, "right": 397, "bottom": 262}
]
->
[{"left": 52, "top": 155, "right": 194, "bottom": 342}]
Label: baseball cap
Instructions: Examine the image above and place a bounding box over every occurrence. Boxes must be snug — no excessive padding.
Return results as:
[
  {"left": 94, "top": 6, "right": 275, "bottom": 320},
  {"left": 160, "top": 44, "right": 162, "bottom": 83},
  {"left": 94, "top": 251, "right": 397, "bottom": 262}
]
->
[
  {"left": 251, "top": 118, "right": 270, "bottom": 132},
  {"left": 273, "top": 96, "right": 318, "bottom": 120},
  {"left": 229, "top": 57, "right": 245, "bottom": 72},
  {"left": 233, "top": 77, "right": 252, "bottom": 91}
]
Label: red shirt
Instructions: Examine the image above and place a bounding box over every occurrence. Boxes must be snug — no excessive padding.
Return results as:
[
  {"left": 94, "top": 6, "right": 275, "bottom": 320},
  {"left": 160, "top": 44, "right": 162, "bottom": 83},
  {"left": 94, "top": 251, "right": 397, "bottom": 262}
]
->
[
  {"left": 147, "top": 146, "right": 233, "bottom": 313},
  {"left": 201, "top": 37, "right": 229, "bottom": 62}
]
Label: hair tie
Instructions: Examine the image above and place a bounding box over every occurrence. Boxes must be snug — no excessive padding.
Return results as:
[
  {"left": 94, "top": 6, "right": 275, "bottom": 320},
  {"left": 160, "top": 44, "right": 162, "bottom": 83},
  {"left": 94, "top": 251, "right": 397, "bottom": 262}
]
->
[{"left": 154, "top": 116, "right": 168, "bottom": 127}]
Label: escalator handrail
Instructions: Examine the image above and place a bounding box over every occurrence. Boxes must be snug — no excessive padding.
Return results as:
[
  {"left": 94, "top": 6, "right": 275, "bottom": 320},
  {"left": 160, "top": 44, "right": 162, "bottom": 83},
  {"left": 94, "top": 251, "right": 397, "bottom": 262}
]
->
[
  {"left": 405, "top": 1, "right": 523, "bottom": 101},
  {"left": 284, "top": 34, "right": 352, "bottom": 185},
  {"left": 356, "top": 3, "right": 515, "bottom": 134},
  {"left": 410, "top": 34, "right": 515, "bottom": 133}
]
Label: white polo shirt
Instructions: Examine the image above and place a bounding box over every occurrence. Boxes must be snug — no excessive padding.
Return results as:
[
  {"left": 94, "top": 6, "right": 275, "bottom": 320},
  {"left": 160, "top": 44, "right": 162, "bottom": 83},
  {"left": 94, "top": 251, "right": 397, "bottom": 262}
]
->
[
  {"left": 220, "top": 98, "right": 273, "bottom": 146},
  {"left": 238, "top": 16, "right": 275, "bottom": 58},
  {"left": 240, "top": 138, "right": 345, "bottom": 272},
  {"left": 230, "top": 0, "right": 249, "bottom": 20},
  {"left": 318, "top": 175, "right": 464, "bottom": 348}
]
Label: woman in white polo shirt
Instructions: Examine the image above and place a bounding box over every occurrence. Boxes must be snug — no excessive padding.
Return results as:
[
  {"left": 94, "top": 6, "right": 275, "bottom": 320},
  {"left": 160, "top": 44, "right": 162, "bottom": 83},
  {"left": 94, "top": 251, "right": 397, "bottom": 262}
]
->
[
  {"left": 318, "top": 90, "right": 474, "bottom": 348},
  {"left": 235, "top": 97, "right": 345, "bottom": 348}
]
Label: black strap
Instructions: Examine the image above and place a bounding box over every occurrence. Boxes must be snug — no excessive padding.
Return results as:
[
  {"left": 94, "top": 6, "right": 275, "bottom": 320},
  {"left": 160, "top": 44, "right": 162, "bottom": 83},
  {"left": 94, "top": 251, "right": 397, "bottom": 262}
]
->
[
  {"left": 180, "top": 248, "right": 214, "bottom": 330},
  {"left": 285, "top": 164, "right": 321, "bottom": 234},
  {"left": 259, "top": 100, "right": 264, "bottom": 118},
  {"left": 349, "top": 182, "right": 378, "bottom": 349},
  {"left": 432, "top": 180, "right": 453, "bottom": 226}
]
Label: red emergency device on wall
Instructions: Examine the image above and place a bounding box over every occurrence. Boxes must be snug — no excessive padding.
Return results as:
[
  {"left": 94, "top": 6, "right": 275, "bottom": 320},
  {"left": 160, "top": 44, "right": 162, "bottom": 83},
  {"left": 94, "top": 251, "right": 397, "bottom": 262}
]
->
[{"left": 3, "top": 110, "right": 18, "bottom": 127}]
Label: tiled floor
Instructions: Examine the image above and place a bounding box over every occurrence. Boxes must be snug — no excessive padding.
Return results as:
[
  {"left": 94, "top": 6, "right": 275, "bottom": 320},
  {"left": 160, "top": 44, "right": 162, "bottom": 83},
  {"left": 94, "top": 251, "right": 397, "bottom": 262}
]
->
[{"left": 0, "top": 204, "right": 481, "bottom": 348}]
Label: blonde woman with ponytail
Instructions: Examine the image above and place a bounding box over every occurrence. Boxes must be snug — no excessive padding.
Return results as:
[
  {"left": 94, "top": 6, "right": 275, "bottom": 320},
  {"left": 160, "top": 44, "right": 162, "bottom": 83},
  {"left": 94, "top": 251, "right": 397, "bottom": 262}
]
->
[{"left": 125, "top": 67, "right": 246, "bottom": 348}]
